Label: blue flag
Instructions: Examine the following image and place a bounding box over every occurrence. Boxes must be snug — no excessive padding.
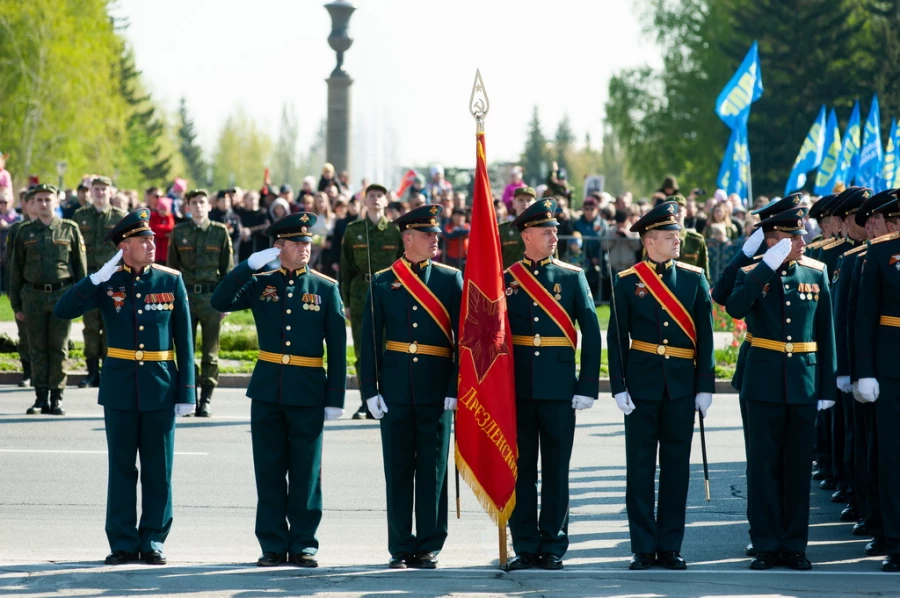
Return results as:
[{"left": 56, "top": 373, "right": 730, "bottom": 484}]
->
[
  {"left": 785, "top": 106, "right": 827, "bottom": 195},
  {"left": 715, "top": 41, "right": 764, "bottom": 130},
  {"left": 882, "top": 119, "right": 898, "bottom": 191},
  {"left": 717, "top": 125, "right": 750, "bottom": 200},
  {"left": 834, "top": 101, "right": 861, "bottom": 187},
  {"left": 857, "top": 95, "right": 883, "bottom": 189},
  {"left": 814, "top": 109, "right": 842, "bottom": 196}
]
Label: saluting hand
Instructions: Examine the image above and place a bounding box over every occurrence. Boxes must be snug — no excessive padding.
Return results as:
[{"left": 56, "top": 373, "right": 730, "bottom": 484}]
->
[
  {"left": 247, "top": 247, "right": 281, "bottom": 270},
  {"left": 761, "top": 238, "right": 792, "bottom": 270},
  {"left": 89, "top": 249, "right": 124, "bottom": 286},
  {"left": 742, "top": 227, "right": 765, "bottom": 258}
]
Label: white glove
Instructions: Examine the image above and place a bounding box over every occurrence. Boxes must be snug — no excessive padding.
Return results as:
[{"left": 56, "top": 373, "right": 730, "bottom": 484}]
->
[
  {"left": 366, "top": 394, "right": 388, "bottom": 419},
  {"left": 443, "top": 397, "right": 458, "bottom": 411},
  {"left": 762, "top": 238, "right": 792, "bottom": 270},
  {"left": 817, "top": 400, "right": 836, "bottom": 411},
  {"left": 695, "top": 392, "right": 713, "bottom": 418},
  {"left": 852, "top": 382, "right": 863, "bottom": 403},
  {"left": 324, "top": 407, "right": 343, "bottom": 421},
  {"left": 572, "top": 395, "right": 594, "bottom": 410},
  {"left": 174, "top": 403, "right": 194, "bottom": 417},
  {"left": 89, "top": 249, "right": 123, "bottom": 285},
  {"left": 614, "top": 392, "right": 635, "bottom": 415},
  {"left": 742, "top": 227, "right": 765, "bottom": 258},
  {"left": 247, "top": 247, "right": 281, "bottom": 270},
  {"left": 858, "top": 378, "right": 880, "bottom": 403},
  {"left": 836, "top": 376, "right": 852, "bottom": 394}
]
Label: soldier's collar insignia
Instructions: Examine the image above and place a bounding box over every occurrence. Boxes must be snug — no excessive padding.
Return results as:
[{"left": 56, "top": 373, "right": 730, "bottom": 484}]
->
[
  {"left": 122, "top": 264, "right": 132, "bottom": 273},
  {"left": 295, "top": 266, "right": 308, "bottom": 276}
]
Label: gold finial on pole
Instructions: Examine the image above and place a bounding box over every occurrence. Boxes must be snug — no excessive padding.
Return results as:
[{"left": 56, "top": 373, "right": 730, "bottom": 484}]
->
[{"left": 469, "top": 69, "right": 490, "bottom": 133}]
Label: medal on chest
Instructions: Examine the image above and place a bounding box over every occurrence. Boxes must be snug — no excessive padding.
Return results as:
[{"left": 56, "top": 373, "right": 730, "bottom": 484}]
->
[
  {"left": 145, "top": 293, "right": 175, "bottom": 310},
  {"left": 260, "top": 285, "right": 279, "bottom": 302},
  {"left": 890, "top": 254, "right": 900, "bottom": 270},
  {"left": 506, "top": 280, "right": 520, "bottom": 296},
  {"left": 553, "top": 283, "right": 562, "bottom": 300},
  {"left": 302, "top": 292, "right": 322, "bottom": 311},
  {"left": 635, "top": 282, "right": 648, "bottom": 298},
  {"left": 106, "top": 286, "right": 126, "bottom": 312}
]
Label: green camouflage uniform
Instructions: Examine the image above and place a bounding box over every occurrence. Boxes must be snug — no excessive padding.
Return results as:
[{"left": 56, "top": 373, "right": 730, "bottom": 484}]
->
[
  {"left": 9, "top": 217, "right": 87, "bottom": 390},
  {"left": 73, "top": 203, "right": 127, "bottom": 360},
  {"left": 679, "top": 229, "right": 709, "bottom": 280},
  {"left": 6, "top": 219, "right": 31, "bottom": 365},
  {"left": 167, "top": 219, "right": 233, "bottom": 389},
  {"left": 499, "top": 221, "right": 525, "bottom": 270}
]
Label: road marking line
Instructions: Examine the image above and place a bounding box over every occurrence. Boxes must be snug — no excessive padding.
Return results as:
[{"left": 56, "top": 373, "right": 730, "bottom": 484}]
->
[{"left": 0, "top": 449, "right": 207, "bottom": 456}]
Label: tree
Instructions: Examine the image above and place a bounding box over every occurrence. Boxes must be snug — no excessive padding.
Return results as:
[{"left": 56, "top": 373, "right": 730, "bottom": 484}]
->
[
  {"left": 554, "top": 114, "right": 575, "bottom": 174},
  {"left": 210, "top": 107, "right": 273, "bottom": 190},
  {"left": 177, "top": 97, "right": 206, "bottom": 187},
  {"left": 520, "top": 107, "right": 551, "bottom": 187},
  {"left": 271, "top": 103, "right": 302, "bottom": 189}
]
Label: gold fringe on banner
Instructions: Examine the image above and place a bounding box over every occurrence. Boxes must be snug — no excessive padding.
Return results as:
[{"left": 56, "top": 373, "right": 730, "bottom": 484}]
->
[{"left": 455, "top": 445, "right": 516, "bottom": 527}]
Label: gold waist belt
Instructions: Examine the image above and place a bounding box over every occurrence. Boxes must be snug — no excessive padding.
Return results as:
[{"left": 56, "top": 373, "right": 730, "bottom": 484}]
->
[
  {"left": 258, "top": 350, "right": 324, "bottom": 368},
  {"left": 107, "top": 347, "right": 175, "bottom": 362},
  {"left": 385, "top": 341, "right": 452, "bottom": 358},
  {"left": 745, "top": 333, "right": 753, "bottom": 342},
  {"left": 879, "top": 315, "right": 900, "bottom": 327},
  {"left": 511, "top": 334, "right": 570, "bottom": 348},
  {"left": 630, "top": 340, "right": 695, "bottom": 360},
  {"left": 750, "top": 337, "right": 817, "bottom": 354}
]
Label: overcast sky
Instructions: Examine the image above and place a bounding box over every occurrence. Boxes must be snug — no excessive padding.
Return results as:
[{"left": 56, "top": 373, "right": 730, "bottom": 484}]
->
[{"left": 112, "top": 0, "right": 661, "bottom": 185}]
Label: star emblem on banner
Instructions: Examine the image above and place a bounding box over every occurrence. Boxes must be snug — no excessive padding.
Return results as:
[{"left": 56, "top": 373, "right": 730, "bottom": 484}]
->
[{"left": 459, "top": 281, "right": 509, "bottom": 384}]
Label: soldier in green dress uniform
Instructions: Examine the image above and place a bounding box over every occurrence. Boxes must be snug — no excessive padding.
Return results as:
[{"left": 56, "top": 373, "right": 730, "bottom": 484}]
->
[
  {"left": 10, "top": 184, "right": 86, "bottom": 416},
  {"left": 7, "top": 191, "right": 37, "bottom": 393},
  {"left": 211, "top": 212, "right": 346, "bottom": 568},
  {"left": 73, "top": 176, "right": 127, "bottom": 388},
  {"left": 54, "top": 208, "right": 195, "bottom": 566},
  {"left": 804, "top": 193, "right": 841, "bottom": 260},
  {"left": 340, "top": 184, "right": 403, "bottom": 419},
  {"left": 854, "top": 190, "right": 900, "bottom": 572},
  {"left": 360, "top": 204, "right": 462, "bottom": 569},
  {"left": 726, "top": 207, "right": 837, "bottom": 571},
  {"left": 498, "top": 187, "right": 536, "bottom": 269},
  {"left": 503, "top": 198, "right": 601, "bottom": 571},
  {"left": 608, "top": 200, "right": 714, "bottom": 571},
  {"left": 643, "top": 195, "right": 709, "bottom": 279}
]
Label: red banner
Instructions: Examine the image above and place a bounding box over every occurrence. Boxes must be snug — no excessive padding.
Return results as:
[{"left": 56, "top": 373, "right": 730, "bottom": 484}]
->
[
  {"left": 455, "top": 132, "right": 518, "bottom": 525},
  {"left": 395, "top": 169, "right": 418, "bottom": 198}
]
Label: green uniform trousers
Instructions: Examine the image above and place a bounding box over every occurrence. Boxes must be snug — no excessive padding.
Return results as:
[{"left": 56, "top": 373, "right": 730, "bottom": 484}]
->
[
  {"left": 510, "top": 400, "right": 575, "bottom": 558},
  {"left": 251, "top": 400, "right": 324, "bottom": 556},
  {"left": 379, "top": 403, "right": 450, "bottom": 557},
  {"left": 190, "top": 293, "right": 221, "bottom": 388},
  {"left": 746, "top": 400, "right": 817, "bottom": 553},
  {"left": 81, "top": 308, "right": 107, "bottom": 360},
  {"left": 104, "top": 407, "right": 175, "bottom": 554},
  {"left": 625, "top": 394, "right": 695, "bottom": 554},
  {"left": 14, "top": 315, "right": 29, "bottom": 363},
  {"left": 21, "top": 287, "right": 71, "bottom": 389},
  {"left": 875, "top": 380, "right": 900, "bottom": 553}
]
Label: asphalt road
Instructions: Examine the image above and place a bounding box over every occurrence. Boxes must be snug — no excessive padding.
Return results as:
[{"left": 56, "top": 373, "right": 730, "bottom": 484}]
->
[{"left": 0, "top": 388, "right": 895, "bottom": 597}]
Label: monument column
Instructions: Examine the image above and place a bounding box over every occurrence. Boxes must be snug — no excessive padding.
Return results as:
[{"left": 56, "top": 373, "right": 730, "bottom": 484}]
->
[{"left": 325, "top": 0, "right": 356, "bottom": 175}]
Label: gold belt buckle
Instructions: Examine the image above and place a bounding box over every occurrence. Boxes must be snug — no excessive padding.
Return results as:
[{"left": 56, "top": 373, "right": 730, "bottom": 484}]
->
[
  {"left": 134, "top": 350, "right": 144, "bottom": 360},
  {"left": 408, "top": 342, "right": 418, "bottom": 354},
  {"left": 656, "top": 345, "right": 666, "bottom": 356},
  {"left": 533, "top": 334, "right": 542, "bottom": 347},
  {"left": 281, "top": 354, "right": 291, "bottom": 365},
  {"left": 784, "top": 342, "right": 794, "bottom": 353}
]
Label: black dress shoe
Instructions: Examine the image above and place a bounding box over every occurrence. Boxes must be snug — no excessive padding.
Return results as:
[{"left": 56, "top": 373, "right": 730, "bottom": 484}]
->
[
  {"left": 629, "top": 553, "right": 655, "bottom": 570},
  {"left": 540, "top": 554, "right": 564, "bottom": 570},
  {"left": 811, "top": 468, "right": 827, "bottom": 480},
  {"left": 749, "top": 552, "right": 779, "bottom": 570},
  {"left": 840, "top": 504, "right": 859, "bottom": 521},
  {"left": 141, "top": 550, "right": 167, "bottom": 565},
  {"left": 830, "top": 489, "right": 847, "bottom": 503},
  {"left": 290, "top": 553, "right": 318, "bottom": 568},
  {"left": 657, "top": 551, "right": 686, "bottom": 570},
  {"left": 413, "top": 552, "right": 438, "bottom": 569},
  {"left": 882, "top": 553, "right": 900, "bottom": 572},
  {"left": 257, "top": 552, "right": 286, "bottom": 566},
  {"left": 352, "top": 405, "right": 369, "bottom": 420},
  {"left": 508, "top": 553, "right": 538, "bottom": 571},
  {"left": 389, "top": 553, "right": 412, "bottom": 569},
  {"left": 104, "top": 550, "right": 139, "bottom": 565},
  {"left": 819, "top": 478, "right": 836, "bottom": 491},
  {"left": 852, "top": 520, "right": 869, "bottom": 536},
  {"left": 745, "top": 542, "right": 757, "bottom": 556},
  {"left": 866, "top": 537, "right": 887, "bottom": 556},
  {"left": 782, "top": 551, "right": 812, "bottom": 570}
]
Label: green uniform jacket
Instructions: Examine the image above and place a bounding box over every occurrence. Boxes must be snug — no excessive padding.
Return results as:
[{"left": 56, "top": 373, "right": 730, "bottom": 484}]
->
[
  {"left": 54, "top": 263, "right": 195, "bottom": 410},
  {"left": 168, "top": 220, "right": 234, "bottom": 287},
  {"left": 211, "top": 261, "right": 347, "bottom": 407},
  {"left": 73, "top": 204, "right": 127, "bottom": 269},
  {"left": 4, "top": 218, "right": 28, "bottom": 292},
  {"left": 818, "top": 237, "right": 858, "bottom": 282},
  {"left": 845, "top": 249, "right": 867, "bottom": 381},
  {"left": 854, "top": 232, "right": 900, "bottom": 381},
  {"left": 339, "top": 216, "right": 402, "bottom": 308},
  {"left": 680, "top": 229, "right": 709, "bottom": 280},
  {"left": 504, "top": 257, "right": 602, "bottom": 401},
  {"left": 726, "top": 256, "right": 836, "bottom": 404},
  {"left": 9, "top": 217, "right": 86, "bottom": 312},
  {"left": 360, "top": 257, "right": 462, "bottom": 405},
  {"left": 832, "top": 244, "right": 867, "bottom": 379},
  {"left": 608, "top": 260, "right": 715, "bottom": 401},
  {"left": 498, "top": 221, "right": 524, "bottom": 270}
]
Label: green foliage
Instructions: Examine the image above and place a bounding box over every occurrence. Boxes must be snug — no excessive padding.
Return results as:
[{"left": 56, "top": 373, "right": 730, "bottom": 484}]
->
[
  {"left": 554, "top": 114, "right": 575, "bottom": 175},
  {"left": 520, "top": 107, "right": 552, "bottom": 188},
  {"left": 211, "top": 107, "right": 273, "bottom": 191},
  {"left": 270, "top": 103, "right": 305, "bottom": 190},
  {"left": 177, "top": 97, "right": 207, "bottom": 187}
]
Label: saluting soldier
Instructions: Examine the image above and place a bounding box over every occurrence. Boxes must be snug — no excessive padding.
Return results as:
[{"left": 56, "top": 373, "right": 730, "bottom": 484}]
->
[
  {"left": 10, "top": 184, "right": 86, "bottom": 416},
  {"left": 607, "top": 200, "right": 714, "bottom": 571},
  {"left": 168, "top": 189, "right": 234, "bottom": 416},
  {"left": 340, "top": 183, "right": 402, "bottom": 419},
  {"left": 54, "top": 208, "right": 195, "bottom": 566},
  {"left": 211, "top": 212, "right": 346, "bottom": 568},
  {"left": 73, "top": 176, "right": 127, "bottom": 388},
  {"left": 360, "top": 204, "right": 462, "bottom": 570},
  {"left": 7, "top": 190, "right": 37, "bottom": 393},
  {"left": 854, "top": 191, "right": 900, "bottom": 572},
  {"left": 503, "top": 198, "right": 601, "bottom": 571},
  {"left": 726, "top": 206, "right": 836, "bottom": 571},
  {"left": 498, "top": 187, "right": 536, "bottom": 269},
  {"left": 804, "top": 193, "right": 841, "bottom": 260}
]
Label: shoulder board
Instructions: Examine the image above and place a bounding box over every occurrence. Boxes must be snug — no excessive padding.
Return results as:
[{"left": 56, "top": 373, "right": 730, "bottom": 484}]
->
[
  {"left": 617, "top": 267, "right": 637, "bottom": 278},
  {"left": 60, "top": 218, "right": 80, "bottom": 229},
  {"left": 798, "top": 257, "right": 825, "bottom": 271},
  {"left": 310, "top": 270, "right": 337, "bottom": 284},
  {"left": 375, "top": 265, "right": 392, "bottom": 276},
  {"left": 209, "top": 221, "right": 228, "bottom": 230},
  {"left": 805, "top": 238, "right": 828, "bottom": 250},
  {"left": 151, "top": 264, "right": 180, "bottom": 276},
  {"left": 114, "top": 266, "right": 123, "bottom": 273},
  {"left": 552, "top": 258, "right": 582, "bottom": 271},
  {"left": 821, "top": 237, "right": 846, "bottom": 251},
  {"left": 741, "top": 263, "right": 759, "bottom": 273},
  {"left": 432, "top": 261, "right": 460, "bottom": 272},
  {"left": 112, "top": 207, "right": 128, "bottom": 216},
  {"left": 173, "top": 221, "right": 189, "bottom": 230},
  {"left": 871, "top": 231, "right": 900, "bottom": 245},
  {"left": 252, "top": 268, "right": 279, "bottom": 277},
  {"left": 675, "top": 261, "right": 703, "bottom": 273},
  {"left": 753, "top": 254, "right": 763, "bottom": 261},
  {"left": 843, "top": 244, "right": 867, "bottom": 257},
  {"left": 683, "top": 229, "right": 704, "bottom": 240}
]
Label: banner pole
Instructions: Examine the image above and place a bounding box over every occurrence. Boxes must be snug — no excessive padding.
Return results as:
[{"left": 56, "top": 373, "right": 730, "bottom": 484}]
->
[{"left": 499, "top": 522, "right": 508, "bottom": 571}]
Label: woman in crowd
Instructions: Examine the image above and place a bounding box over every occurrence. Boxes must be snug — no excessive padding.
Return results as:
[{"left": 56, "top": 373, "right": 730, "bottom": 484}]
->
[{"left": 705, "top": 200, "right": 740, "bottom": 241}]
